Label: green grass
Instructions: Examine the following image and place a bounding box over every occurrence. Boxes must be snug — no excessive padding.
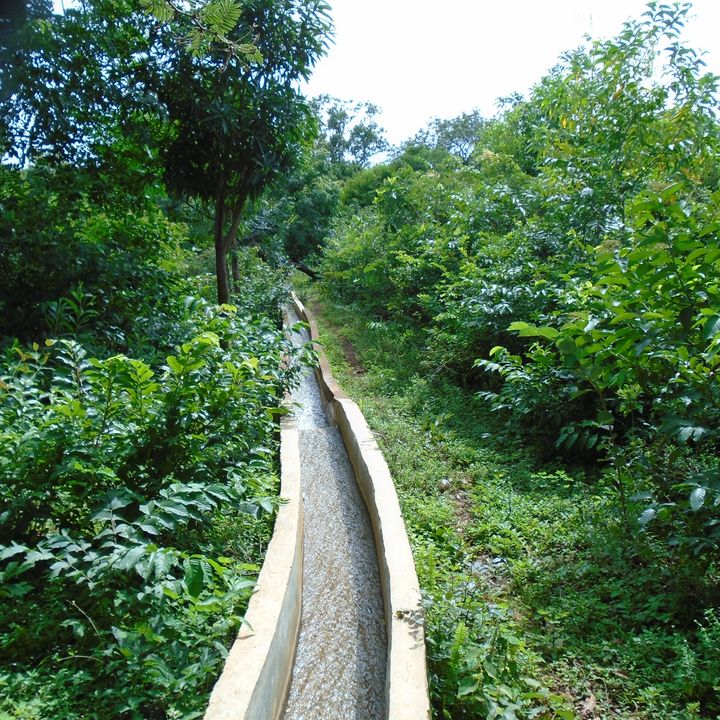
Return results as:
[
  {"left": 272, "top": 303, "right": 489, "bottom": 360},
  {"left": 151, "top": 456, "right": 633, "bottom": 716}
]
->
[{"left": 304, "top": 288, "right": 720, "bottom": 720}]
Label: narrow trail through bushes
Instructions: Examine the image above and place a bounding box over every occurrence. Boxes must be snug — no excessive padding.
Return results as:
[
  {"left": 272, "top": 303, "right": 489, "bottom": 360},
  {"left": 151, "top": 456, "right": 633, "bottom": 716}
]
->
[{"left": 309, "top": 301, "right": 366, "bottom": 376}]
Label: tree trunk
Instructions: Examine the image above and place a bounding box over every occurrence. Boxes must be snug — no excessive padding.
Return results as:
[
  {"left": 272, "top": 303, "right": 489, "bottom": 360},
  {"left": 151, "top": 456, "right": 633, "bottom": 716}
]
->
[
  {"left": 214, "top": 184, "right": 230, "bottom": 305},
  {"left": 226, "top": 205, "right": 244, "bottom": 250},
  {"left": 231, "top": 246, "right": 241, "bottom": 291},
  {"left": 215, "top": 237, "right": 231, "bottom": 305},
  {"left": 225, "top": 204, "right": 245, "bottom": 295},
  {"left": 296, "top": 262, "right": 319, "bottom": 280}
]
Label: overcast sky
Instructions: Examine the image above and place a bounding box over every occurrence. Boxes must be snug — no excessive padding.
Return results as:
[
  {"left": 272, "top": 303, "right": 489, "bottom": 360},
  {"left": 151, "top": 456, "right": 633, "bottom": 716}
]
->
[{"left": 303, "top": 0, "right": 720, "bottom": 146}]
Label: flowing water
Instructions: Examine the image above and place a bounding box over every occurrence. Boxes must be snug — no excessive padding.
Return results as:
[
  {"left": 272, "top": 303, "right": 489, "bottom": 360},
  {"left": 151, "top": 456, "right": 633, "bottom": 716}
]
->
[{"left": 282, "top": 309, "right": 386, "bottom": 720}]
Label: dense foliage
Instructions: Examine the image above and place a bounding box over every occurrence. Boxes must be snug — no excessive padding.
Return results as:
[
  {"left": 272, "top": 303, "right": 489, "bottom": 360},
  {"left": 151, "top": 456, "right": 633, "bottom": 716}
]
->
[
  {"left": 0, "top": 0, "right": 323, "bottom": 716},
  {"left": 311, "top": 3, "right": 720, "bottom": 717},
  {"left": 241, "top": 95, "right": 389, "bottom": 266},
  {"left": 0, "top": 164, "right": 186, "bottom": 343},
  {"left": 311, "top": 303, "right": 720, "bottom": 719},
  {"left": 0, "top": 302, "right": 308, "bottom": 718},
  {"left": 0, "top": 153, "right": 312, "bottom": 718},
  {"left": 320, "top": 3, "right": 720, "bottom": 543},
  {"left": 1, "top": 0, "right": 332, "bottom": 303},
  {"left": 3, "top": 0, "right": 720, "bottom": 716}
]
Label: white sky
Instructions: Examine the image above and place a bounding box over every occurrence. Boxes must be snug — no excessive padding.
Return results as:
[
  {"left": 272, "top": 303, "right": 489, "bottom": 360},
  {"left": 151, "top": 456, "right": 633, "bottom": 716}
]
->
[{"left": 303, "top": 0, "right": 720, "bottom": 146}]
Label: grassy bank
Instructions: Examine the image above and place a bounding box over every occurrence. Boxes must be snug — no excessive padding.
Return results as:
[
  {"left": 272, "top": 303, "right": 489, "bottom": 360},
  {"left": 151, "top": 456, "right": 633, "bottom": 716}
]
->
[{"left": 303, "top": 287, "right": 720, "bottom": 720}]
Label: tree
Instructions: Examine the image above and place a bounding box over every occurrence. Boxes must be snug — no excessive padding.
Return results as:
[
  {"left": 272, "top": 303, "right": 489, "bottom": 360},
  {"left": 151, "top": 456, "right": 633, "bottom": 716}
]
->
[
  {"left": 0, "top": 0, "right": 52, "bottom": 154},
  {"left": 233, "top": 94, "right": 388, "bottom": 268},
  {"left": 313, "top": 95, "right": 388, "bottom": 170},
  {"left": 1, "top": 0, "right": 332, "bottom": 304},
  {"left": 153, "top": 0, "right": 332, "bottom": 303},
  {"left": 412, "top": 109, "right": 487, "bottom": 164},
  {"left": 140, "top": 0, "right": 262, "bottom": 62}
]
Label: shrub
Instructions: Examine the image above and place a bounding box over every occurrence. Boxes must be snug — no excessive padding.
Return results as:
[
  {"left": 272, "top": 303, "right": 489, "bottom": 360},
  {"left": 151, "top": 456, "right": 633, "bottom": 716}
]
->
[{"left": 0, "top": 302, "right": 311, "bottom": 718}]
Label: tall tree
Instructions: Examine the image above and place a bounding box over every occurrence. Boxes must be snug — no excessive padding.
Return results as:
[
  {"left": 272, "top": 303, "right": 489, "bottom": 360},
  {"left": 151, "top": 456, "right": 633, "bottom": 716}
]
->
[
  {"left": 1, "top": 0, "right": 332, "bottom": 304},
  {"left": 313, "top": 95, "right": 388, "bottom": 170},
  {"left": 412, "top": 109, "right": 487, "bottom": 164},
  {"left": 156, "top": 1, "right": 331, "bottom": 302}
]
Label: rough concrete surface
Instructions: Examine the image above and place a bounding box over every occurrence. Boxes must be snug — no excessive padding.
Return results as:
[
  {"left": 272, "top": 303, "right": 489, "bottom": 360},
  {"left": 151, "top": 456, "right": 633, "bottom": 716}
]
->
[
  {"left": 204, "top": 409, "right": 303, "bottom": 720},
  {"left": 284, "top": 312, "right": 386, "bottom": 720}
]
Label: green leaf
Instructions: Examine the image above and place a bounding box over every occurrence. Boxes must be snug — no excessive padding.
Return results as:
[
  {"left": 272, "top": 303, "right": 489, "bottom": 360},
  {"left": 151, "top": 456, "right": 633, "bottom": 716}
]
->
[
  {"left": 555, "top": 711, "right": 578, "bottom": 720},
  {"left": 659, "top": 181, "right": 685, "bottom": 202},
  {"left": 557, "top": 338, "right": 578, "bottom": 356},
  {"left": 690, "top": 487, "right": 707, "bottom": 512},
  {"left": 0, "top": 543, "right": 28, "bottom": 561},
  {"left": 162, "top": 502, "right": 190, "bottom": 519},
  {"left": 179, "top": 711, "right": 205, "bottom": 720},
  {"left": 698, "top": 222, "right": 720, "bottom": 238},
  {"left": 137, "top": 522, "right": 160, "bottom": 536},
  {"left": 193, "top": 598, "right": 221, "bottom": 613},
  {"left": 141, "top": 0, "right": 174, "bottom": 22},
  {"left": 258, "top": 497, "right": 274, "bottom": 514},
  {"left": 457, "top": 676, "right": 479, "bottom": 697},
  {"left": 678, "top": 426, "right": 694, "bottom": 443},
  {"left": 184, "top": 558, "right": 205, "bottom": 599},
  {"left": 105, "top": 492, "right": 134, "bottom": 512},
  {"left": 166, "top": 355, "right": 183, "bottom": 374},
  {"left": 508, "top": 321, "right": 559, "bottom": 340},
  {"left": 200, "top": 0, "right": 242, "bottom": 37},
  {"left": 638, "top": 508, "right": 656, "bottom": 526},
  {"left": 117, "top": 545, "right": 147, "bottom": 572},
  {"left": 661, "top": 415, "right": 709, "bottom": 443},
  {"left": 703, "top": 315, "right": 720, "bottom": 340},
  {"left": 596, "top": 410, "right": 614, "bottom": 426}
]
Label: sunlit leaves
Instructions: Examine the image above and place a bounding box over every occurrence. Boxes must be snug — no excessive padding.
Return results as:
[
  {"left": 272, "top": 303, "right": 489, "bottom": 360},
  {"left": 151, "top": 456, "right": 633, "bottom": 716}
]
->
[
  {"left": 0, "top": 299, "right": 309, "bottom": 714},
  {"left": 507, "top": 321, "right": 559, "bottom": 340},
  {"left": 140, "top": 0, "right": 174, "bottom": 23}
]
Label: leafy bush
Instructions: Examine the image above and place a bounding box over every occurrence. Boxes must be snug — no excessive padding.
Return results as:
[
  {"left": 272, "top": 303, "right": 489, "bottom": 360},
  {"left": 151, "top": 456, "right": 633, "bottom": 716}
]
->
[
  {"left": 311, "top": 296, "right": 720, "bottom": 718},
  {"left": 0, "top": 164, "right": 188, "bottom": 346},
  {"left": 484, "top": 182, "right": 720, "bottom": 548},
  {"left": 425, "top": 571, "right": 574, "bottom": 720},
  {"left": 0, "top": 302, "right": 310, "bottom": 718}
]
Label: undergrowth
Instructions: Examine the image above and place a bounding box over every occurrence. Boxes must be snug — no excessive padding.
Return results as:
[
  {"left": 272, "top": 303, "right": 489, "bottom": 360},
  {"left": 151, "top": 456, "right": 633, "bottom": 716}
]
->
[
  {"left": 306, "top": 286, "right": 720, "bottom": 720},
  {"left": 0, "top": 292, "right": 311, "bottom": 719}
]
